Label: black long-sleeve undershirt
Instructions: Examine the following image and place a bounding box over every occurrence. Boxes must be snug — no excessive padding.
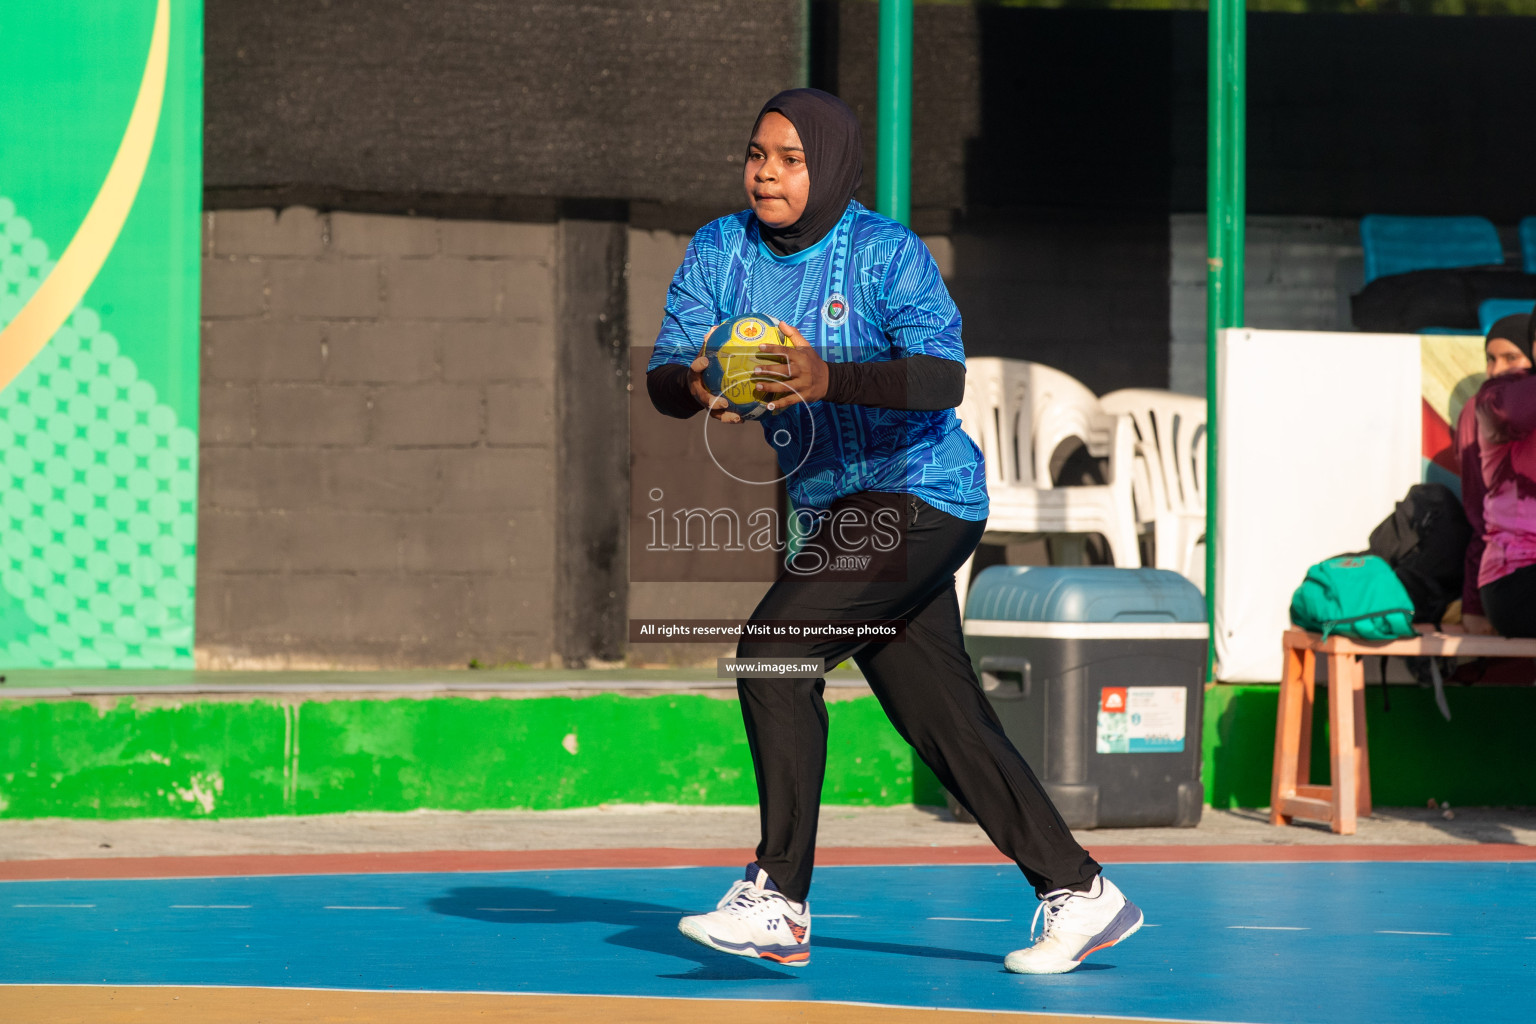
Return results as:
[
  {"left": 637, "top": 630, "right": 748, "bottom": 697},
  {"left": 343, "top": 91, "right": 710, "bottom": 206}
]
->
[
  {"left": 646, "top": 361, "right": 701, "bottom": 419},
  {"left": 824, "top": 355, "right": 965, "bottom": 410},
  {"left": 646, "top": 355, "right": 965, "bottom": 419}
]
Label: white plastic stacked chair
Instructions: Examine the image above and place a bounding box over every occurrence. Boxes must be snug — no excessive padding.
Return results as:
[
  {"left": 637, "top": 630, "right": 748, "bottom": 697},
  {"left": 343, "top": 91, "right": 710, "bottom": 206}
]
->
[
  {"left": 953, "top": 358, "right": 1141, "bottom": 616},
  {"left": 1098, "top": 388, "right": 1207, "bottom": 589}
]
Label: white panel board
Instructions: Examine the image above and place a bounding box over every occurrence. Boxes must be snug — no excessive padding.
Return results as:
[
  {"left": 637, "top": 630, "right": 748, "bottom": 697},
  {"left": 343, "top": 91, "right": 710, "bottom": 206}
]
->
[{"left": 1214, "top": 328, "right": 1421, "bottom": 682}]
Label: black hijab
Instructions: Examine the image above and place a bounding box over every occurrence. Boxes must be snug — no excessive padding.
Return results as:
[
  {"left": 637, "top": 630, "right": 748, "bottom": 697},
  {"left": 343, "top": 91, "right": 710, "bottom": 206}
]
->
[
  {"left": 1485, "top": 313, "right": 1534, "bottom": 363},
  {"left": 751, "top": 89, "right": 863, "bottom": 257}
]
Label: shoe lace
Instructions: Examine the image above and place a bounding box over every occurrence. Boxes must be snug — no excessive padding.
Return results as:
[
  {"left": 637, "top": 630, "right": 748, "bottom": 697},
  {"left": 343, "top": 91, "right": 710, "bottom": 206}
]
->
[
  {"left": 1030, "top": 888, "right": 1077, "bottom": 942},
  {"left": 718, "top": 880, "right": 777, "bottom": 916}
]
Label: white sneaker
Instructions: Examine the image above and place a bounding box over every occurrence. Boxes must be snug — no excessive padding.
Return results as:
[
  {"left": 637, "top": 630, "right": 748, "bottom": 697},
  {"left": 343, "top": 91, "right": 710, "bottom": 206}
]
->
[
  {"left": 678, "top": 863, "right": 811, "bottom": 966},
  {"left": 1003, "top": 875, "right": 1143, "bottom": 975}
]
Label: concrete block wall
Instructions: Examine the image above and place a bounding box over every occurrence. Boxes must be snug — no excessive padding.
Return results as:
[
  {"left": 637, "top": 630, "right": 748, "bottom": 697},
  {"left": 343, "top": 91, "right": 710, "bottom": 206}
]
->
[
  {"left": 198, "top": 208, "right": 558, "bottom": 668},
  {"left": 1169, "top": 215, "right": 1364, "bottom": 395},
  {"left": 196, "top": 210, "right": 1182, "bottom": 670}
]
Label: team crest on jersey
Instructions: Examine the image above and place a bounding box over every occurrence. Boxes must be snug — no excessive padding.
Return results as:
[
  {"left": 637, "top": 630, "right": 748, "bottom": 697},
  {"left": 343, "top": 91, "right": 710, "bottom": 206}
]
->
[
  {"left": 821, "top": 292, "right": 849, "bottom": 327},
  {"left": 732, "top": 317, "right": 768, "bottom": 342}
]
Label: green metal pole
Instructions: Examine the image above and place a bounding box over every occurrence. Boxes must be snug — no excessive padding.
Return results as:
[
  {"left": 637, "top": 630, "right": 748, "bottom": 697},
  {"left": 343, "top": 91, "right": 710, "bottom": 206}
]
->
[
  {"left": 1205, "top": 0, "right": 1245, "bottom": 679},
  {"left": 877, "top": 0, "right": 912, "bottom": 225},
  {"left": 1225, "top": 4, "right": 1246, "bottom": 330},
  {"left": 800, "top": 0, "right": 811, "bottom": 88}
]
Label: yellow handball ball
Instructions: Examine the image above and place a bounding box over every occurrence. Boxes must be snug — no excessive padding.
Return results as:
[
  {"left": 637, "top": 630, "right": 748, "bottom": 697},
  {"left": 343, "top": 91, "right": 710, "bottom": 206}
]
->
[{"left": 701, "top": 314, "right": 794, "bottom": 420}]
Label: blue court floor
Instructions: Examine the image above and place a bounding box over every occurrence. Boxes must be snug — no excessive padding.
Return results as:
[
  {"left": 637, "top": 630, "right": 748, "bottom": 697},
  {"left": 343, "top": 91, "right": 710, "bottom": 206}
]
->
[{"left": 3, "top": 862, "right": 1533, "bottom": 1023}]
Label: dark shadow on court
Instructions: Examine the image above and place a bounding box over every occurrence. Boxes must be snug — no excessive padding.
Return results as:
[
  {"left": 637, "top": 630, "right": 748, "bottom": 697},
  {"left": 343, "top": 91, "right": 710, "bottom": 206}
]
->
[
  {"left": 429, "top": 885, "right": 1032, "bottom": 973},
  {"left": 812, "top": 935, "right": 997, "bottom": 964},
  {"left": 429, "top": 885, "right": 796, "bottom": 980}
]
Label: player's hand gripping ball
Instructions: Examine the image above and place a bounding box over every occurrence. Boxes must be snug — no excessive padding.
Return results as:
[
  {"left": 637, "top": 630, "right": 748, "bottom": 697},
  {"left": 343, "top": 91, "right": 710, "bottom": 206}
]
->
[{"left": 701, "top": 315, "right": 794, "bottom": 420}]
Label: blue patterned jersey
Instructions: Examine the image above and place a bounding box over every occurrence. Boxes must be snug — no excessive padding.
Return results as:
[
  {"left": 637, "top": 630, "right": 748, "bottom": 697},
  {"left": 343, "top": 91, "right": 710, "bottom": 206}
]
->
[{"left": 648, "top": 201, "right": 989, "bottom": 522}]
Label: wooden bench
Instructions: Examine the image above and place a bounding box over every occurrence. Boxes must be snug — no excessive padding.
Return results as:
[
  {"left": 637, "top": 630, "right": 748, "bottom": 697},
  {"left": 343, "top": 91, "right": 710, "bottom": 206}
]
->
[{"left": 1271, "top": 626, "right": 1536, "bottom": 834}]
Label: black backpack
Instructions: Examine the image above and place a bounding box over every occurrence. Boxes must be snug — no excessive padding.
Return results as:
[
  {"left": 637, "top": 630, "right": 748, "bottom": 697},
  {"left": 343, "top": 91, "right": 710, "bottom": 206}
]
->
[
  {"left": 1363, "top": 483, "right": 1471, "bottom": 719},
  {"left": 1367, "top": 483, "right": 1471, "bottom": 626}
]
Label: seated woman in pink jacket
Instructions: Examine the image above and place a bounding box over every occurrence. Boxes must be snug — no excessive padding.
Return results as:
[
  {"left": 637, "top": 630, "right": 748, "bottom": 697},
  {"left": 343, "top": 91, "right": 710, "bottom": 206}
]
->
[{"left": 1456, "top": 313, "right": 1536, "bottom": 637}]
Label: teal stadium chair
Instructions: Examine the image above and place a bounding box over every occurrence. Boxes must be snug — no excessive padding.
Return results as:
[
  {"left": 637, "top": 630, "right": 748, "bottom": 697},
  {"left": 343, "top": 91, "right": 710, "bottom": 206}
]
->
[
  {"left": 1478, "top": 298, "right": 1535, "bottom": 336},
  {"left": 1359, "top": 214, "right": 1503, "bottom": 284},
  {"left": 1520, "top": 217, "right": 1536, "bottom": 274}
]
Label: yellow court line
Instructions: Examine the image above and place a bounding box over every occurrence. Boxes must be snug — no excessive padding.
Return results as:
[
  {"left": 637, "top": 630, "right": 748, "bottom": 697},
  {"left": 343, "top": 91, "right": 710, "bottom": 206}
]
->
[
  {"left": 0, "top": 0, "right": 169, "bottom": 393},
  {"left": 2, "top": 986, "right": 1213, "bottom": 1024}
]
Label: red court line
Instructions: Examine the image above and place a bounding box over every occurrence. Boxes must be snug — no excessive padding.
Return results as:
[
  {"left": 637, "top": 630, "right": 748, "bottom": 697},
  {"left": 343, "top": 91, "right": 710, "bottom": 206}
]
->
[{"left": 1, "top": 842, "right": 1533, "bottom": 881}]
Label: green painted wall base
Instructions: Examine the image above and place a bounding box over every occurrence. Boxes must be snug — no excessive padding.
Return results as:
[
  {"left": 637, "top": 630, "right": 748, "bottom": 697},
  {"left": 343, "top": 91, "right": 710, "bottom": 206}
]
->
[
  {"left": 3, "top": 684, "right": 1531, "bottom": 820},
  {"left": 0, "top": 693, "right": 945, "bottom": 819},
  {"left": 1202, "top": 683, "right": 1536, "bottom": 809}
]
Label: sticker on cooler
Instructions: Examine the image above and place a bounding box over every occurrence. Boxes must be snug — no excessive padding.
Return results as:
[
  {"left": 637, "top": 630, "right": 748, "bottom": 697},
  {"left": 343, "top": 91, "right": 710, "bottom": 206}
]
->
[{"left": 1096, "top": 686, "right": 1186, "bottom": 754}]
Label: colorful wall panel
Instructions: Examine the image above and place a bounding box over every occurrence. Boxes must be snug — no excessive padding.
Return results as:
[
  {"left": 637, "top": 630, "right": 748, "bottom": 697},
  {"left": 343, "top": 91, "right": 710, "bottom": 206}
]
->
[
  {"left": 1419, "top": 334, "right": 1486, "bottom": 498},
  {"left": 0, "top": 1, "right": 202, "bottom": 668}
]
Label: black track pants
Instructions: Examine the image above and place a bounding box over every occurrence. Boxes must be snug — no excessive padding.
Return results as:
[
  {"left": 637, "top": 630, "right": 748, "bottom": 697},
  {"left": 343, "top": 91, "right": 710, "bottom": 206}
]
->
[
  {"left": 1482, "top": 563, "right": 1536, "bottom": 638},
  {"left": 735, "top": 491, "right": 1100, "bottom": 903}
]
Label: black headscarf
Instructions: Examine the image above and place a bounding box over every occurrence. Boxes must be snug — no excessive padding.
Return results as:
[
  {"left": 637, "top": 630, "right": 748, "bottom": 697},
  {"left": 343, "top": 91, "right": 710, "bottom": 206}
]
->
[
  {"left": 751, "top": 89, "right": 863, "bottom": 257},
  {"left": 1485, "top": 313, "right": 1534, "bottom": 363}
]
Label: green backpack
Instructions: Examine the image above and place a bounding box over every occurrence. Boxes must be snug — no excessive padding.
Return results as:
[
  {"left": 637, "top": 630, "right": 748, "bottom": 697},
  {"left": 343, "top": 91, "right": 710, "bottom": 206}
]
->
[{"left": 1289, "top": 554, "right": 1417, "bottom": 641}]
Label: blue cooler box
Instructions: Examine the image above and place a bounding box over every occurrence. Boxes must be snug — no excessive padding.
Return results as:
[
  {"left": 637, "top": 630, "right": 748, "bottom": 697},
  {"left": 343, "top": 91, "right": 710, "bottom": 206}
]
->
[{"left": 962, "top": 566, "right": 1208, "bottom": 829}]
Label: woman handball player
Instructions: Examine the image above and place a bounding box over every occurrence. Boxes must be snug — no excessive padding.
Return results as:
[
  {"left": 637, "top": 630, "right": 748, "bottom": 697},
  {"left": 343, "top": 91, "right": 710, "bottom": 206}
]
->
[{"left": 645, "top": 88, "right": 1143, "bottom": 974}]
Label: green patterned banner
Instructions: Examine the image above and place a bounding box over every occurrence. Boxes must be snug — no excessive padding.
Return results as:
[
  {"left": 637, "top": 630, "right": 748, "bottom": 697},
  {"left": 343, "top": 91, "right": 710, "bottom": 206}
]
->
[{"left": 0, "top": 1, "right": 202, "bottom": 668}]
